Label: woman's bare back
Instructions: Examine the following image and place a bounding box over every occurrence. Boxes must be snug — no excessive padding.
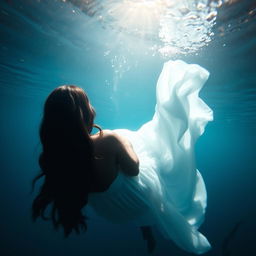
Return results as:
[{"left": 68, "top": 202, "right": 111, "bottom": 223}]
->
[{"left": 90, "top": 130, "right": 139, "bottom": 192}]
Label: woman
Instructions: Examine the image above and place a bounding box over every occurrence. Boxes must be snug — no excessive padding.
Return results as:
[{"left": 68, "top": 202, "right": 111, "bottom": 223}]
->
[{"left": 32, "top": 60, "right": 212, "bottom": 254}]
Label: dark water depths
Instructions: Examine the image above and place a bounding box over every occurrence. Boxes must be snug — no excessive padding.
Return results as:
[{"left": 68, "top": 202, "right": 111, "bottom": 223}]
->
[{"left": 0, "top": 0, "right": 255, "bottom": 255}]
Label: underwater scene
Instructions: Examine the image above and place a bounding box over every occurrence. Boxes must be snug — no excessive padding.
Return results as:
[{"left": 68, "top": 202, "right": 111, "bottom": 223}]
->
[{"left": 0, "top": 0, "right": 255, "bottom": 255}]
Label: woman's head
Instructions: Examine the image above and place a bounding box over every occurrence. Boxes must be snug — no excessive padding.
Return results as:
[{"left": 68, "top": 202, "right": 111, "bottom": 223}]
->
[
  {"left": 43, "top": 85, "right": 96, "bottom": 134},
  {"left": 32, "top": 85, "right": 99, "bottom": 237}
]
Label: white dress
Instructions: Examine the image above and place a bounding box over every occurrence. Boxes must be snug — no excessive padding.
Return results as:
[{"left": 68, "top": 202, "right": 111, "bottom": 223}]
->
[{"left": 88, "top": 60, "right": 213, "bottom": 254}]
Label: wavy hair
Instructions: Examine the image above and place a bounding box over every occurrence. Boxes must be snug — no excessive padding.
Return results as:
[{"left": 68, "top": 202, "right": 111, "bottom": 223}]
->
[{"left": 32, "top": 85, "right": 101, "bottom": 237}]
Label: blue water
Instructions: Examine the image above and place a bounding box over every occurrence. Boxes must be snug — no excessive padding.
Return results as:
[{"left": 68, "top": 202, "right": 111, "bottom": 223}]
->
[{"left": 0, "top": 0, "right": 255, "bottom": 255}]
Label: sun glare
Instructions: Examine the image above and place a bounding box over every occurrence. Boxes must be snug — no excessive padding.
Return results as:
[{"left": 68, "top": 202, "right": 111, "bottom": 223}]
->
[
  {"left": 90, "top": 0, "right": 219, "bottom": 56},
  {"left": 105, "top": 0, "right": 163, "bottom": 37}
]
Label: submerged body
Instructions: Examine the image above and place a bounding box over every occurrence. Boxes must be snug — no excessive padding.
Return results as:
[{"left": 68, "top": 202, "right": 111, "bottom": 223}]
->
[
  {"left": 88, "top": 60, "right": 213, "bottom": 254},
  {"left": 32, "top": 60, "right": 212, "bottom": 255}
]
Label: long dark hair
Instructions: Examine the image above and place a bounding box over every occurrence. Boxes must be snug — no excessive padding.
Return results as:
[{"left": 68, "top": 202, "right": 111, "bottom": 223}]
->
[{"left": 32, "top": 85, "right": 101, "bottom": 237}]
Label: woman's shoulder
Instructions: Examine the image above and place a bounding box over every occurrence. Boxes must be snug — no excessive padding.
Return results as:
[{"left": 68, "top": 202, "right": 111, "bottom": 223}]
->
[
  {"left": 92, "top": 129, "right": 121, "bottom": 143},
  {"left": 91, "top": 129, "right": 121, "bottom": 154}
]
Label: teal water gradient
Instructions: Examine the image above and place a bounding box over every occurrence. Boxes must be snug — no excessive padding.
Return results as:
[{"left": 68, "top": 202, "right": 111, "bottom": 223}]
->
[{"left": 0, "top": 0, "right": 255, "bottom": 255}]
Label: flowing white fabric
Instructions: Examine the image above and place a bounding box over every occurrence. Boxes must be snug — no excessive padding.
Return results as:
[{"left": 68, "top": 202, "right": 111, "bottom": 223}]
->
[{"left": 88, "top": 60, "right": 213, "bottom": 254}]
